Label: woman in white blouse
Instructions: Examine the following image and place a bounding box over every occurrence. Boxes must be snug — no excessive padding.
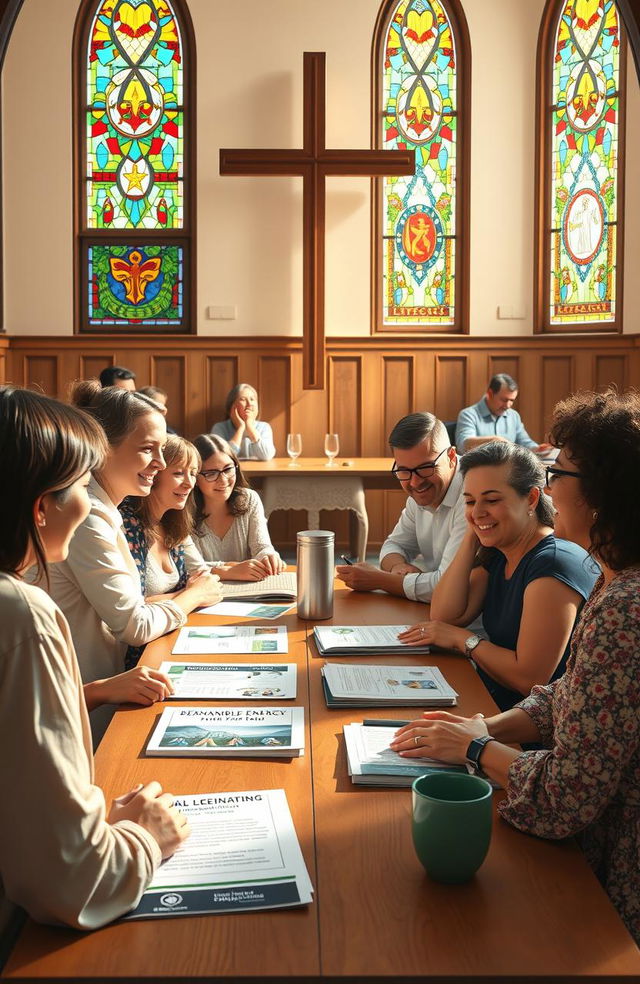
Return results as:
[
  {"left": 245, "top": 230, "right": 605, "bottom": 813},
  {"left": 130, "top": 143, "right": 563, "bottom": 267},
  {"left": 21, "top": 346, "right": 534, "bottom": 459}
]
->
[
  {"left": 191, "top": 434, "right": 285, "bottom": 579},
  {"left": 47, "top": 382, "right": 222, "bottom": 736},
  {"left": 0, "top": 386, "right": 188, "bottom": 929}
]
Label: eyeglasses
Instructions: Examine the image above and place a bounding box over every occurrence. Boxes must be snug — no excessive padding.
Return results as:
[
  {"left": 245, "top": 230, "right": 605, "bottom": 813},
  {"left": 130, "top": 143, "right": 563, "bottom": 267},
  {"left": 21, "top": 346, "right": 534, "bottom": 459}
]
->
[
  {"left": 545, "top": 466, "right": 584, "bottom": 485},
  {"left": 199, "top": 464, "right": 238, "bottom": 482},
  {"left": 392, "top": 447, "right": 449, "bottom": 482}
]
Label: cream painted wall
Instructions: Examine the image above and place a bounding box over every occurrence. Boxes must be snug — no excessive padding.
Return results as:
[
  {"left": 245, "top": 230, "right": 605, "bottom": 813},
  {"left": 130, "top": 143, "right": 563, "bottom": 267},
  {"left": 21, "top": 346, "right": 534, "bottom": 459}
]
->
[{"left": 2, "top": 0, "right": 638, "bottom": 336}]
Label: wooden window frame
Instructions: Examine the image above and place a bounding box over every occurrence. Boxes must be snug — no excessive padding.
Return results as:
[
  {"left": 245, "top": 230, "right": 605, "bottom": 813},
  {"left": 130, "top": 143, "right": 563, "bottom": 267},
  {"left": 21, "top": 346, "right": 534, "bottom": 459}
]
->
[
  {"left": 534, "top": 0, "right": 627, "bottom": 335},
  {"left": 370, "top": 0, "right": 471, "bottom": 336},
  {"left": 72, "top": 0, "right": 197, "bottom": 335}
]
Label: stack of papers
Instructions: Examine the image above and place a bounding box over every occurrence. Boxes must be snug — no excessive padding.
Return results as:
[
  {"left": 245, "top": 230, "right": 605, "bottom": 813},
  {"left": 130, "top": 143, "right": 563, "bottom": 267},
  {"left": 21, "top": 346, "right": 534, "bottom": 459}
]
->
[
  {"left": 322, "top": 663, "right": 457, "bottom": 707},
  {"left": 172, "top": 624, "right": 288, "bottom": 655},
  {"left": 344, "top": 723, "right": 466, "bottom": 786},
  {"left": 146, "top": 706, "right": 305, "bottom": 757},
  {"left": 313, "top": 624, "right": 430, "bottom": 656},
  {"left": 160, "top": 662, "right": 297, "bottom": 700},
  {"left": 125, "top": 788, "right": 313, "bottom": 918}
]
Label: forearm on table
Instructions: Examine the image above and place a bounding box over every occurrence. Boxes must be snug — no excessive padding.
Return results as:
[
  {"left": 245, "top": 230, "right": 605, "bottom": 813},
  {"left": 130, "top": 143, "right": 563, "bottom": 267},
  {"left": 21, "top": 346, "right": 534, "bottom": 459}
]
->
[
  {"left": 484, "top": 707, "right": 543, "bottom": 745},
  {"left": 474, "top": 739, "right": 523, "bottom": 790},
  {"left": 380, "top": 552, "right": 408, "bottom": 572}
]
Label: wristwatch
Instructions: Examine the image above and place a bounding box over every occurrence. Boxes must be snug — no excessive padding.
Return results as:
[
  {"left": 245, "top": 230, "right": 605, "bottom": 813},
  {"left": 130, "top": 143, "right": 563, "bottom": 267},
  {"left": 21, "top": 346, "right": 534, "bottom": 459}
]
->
[
  {"left": 464, "top": 634, "right": 482, "bottom": 657},
  {"left": 466, "top": 735, "right": 496, "bottom": 773}
]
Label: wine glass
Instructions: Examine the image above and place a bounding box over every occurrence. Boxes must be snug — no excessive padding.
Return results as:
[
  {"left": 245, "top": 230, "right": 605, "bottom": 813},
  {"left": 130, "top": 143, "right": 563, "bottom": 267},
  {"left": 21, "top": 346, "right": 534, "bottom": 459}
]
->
[
  {"left": 286, "top": 433, "right": 302, "bottom": 466},
  {"left": 324, "top": 433, "right": 340, "bottom": 467}
]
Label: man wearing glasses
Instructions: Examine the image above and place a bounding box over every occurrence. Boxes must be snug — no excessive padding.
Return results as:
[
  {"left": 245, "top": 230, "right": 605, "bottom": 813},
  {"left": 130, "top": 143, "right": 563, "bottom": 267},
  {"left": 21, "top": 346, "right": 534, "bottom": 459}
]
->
[{"left": 336, "top": 412, "right": 467, "bottom": 603}]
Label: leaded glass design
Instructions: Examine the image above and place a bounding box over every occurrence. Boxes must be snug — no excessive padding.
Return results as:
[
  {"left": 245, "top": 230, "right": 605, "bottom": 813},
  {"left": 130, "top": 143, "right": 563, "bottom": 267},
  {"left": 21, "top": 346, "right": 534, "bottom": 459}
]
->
[
  {"left": 87, "top": 244, "right": 184, "bottom": 326},
  {"left": 548, "top": 0, "right": 621, "bottom": 325},
  {"left": 86, "top": 0, "right": 184, "bottom": 230},
  {"left": 381, "top": 0, "right": 458, "bottom": 327}
]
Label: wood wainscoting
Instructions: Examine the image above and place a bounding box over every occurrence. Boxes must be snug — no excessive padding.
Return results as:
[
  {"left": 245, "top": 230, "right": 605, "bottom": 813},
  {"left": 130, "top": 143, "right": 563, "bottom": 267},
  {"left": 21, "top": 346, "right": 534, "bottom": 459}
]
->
[{"left": 4, "top": 332, "right": 640, "bottom": 549}]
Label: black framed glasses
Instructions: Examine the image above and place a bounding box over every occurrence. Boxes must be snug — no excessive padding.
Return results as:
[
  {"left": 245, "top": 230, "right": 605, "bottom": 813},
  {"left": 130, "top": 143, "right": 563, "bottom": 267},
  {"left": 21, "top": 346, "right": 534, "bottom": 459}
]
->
[
  {"left": 545, "top": 466, "right": 584, "bottom": 485},
  {"left": 392, "top": 447, "right": 450, "bottom": 482},
  {"left": 199, "top": 464, "right": 238, "bottom": 482}
]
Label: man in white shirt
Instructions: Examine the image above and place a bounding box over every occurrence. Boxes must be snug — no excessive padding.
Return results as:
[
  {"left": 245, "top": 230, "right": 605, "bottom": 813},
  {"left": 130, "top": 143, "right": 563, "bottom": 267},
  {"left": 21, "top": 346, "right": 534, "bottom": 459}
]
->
[{"left": 336, "top": 412, "right": 466, "bottom": 603}]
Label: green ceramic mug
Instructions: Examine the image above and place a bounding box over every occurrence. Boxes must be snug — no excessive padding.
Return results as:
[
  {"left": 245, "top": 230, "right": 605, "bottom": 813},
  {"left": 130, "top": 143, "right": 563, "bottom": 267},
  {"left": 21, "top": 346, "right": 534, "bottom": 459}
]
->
[{"left": 411, "top": 772, "right": 493, "bottom": 884}]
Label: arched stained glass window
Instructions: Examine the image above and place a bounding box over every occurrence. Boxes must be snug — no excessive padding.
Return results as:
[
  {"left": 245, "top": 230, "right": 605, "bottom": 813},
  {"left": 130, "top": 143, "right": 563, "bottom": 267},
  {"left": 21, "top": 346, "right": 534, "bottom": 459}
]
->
[
  {"left": 372, "top": 0, "right": 470, "bottom": 333},
  {"left": 74, "top": 0, "right": 195, "bottom": 332},
  {"left": 536, "top": 0, "right": 626, "bottom": 332}
]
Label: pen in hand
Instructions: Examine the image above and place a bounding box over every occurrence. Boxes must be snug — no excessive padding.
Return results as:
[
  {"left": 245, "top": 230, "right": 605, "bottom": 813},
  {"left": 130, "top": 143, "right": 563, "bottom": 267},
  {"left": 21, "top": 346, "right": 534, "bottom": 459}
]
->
[{"left": 340, "top": 555, "right": 353, "bottom": 565}]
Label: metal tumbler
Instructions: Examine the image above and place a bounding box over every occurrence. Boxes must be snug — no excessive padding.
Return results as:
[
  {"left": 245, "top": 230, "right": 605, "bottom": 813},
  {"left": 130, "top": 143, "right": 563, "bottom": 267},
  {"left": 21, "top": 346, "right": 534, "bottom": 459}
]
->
[{"left": 296, "top": 530, "right": 335, "bottom": 620}]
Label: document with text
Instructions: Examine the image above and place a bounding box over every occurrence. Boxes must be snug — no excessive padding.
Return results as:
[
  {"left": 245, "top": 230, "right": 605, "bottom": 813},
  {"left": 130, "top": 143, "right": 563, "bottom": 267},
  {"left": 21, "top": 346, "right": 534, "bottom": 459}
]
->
[{"left": 160, "top": 662, "right": 297, "bottom": 700}]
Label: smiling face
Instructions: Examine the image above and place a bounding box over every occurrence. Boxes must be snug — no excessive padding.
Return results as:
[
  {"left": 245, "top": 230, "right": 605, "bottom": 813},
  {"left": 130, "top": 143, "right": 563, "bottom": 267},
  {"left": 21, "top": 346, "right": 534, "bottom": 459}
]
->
[
  {"left": 392, "top": 435, "right": 457, "bottom": 509},
  {"left": 37, "top": 471, "right": 93, "bottom": 563},
  {"left": 196, "top": 450, "right": 238, "bottom": 505},
  {"left": 485, "top": 385, "right": 518, "bottom": 417},
  {"left": 545, "top": 447, "right": 592, "bottom": 550},
  {"left": 149, "top": 451, "right": 198, "bottom": 519},
  {"left": 100, "top": 410, "right": 167, "bottom": 503},
  {"left": 463, "top": 462, "right": 539, "bottom": 550}
]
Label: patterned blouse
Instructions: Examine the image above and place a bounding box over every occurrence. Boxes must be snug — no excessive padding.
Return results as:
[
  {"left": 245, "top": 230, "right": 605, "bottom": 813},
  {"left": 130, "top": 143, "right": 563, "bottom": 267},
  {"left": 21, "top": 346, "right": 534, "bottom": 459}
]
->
[
  {"left": 119, "top": 501, "right": 189, "bottom": 670},
  {"left": 500, "top": 567, "right": 640, "bottom": 944}
]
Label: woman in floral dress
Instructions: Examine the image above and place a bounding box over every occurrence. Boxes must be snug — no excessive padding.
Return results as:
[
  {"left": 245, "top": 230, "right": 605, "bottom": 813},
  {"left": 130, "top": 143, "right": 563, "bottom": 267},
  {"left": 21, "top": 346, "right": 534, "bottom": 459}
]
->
[{"left": 390, "top": 389, "right": 640, "bottom": 944}]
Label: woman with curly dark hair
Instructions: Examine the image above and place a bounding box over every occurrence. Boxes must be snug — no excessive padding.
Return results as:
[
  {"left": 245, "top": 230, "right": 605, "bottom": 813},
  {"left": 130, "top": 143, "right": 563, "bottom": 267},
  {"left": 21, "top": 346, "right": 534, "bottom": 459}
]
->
[
  {"left": 390, "top": 388, "right": 640, "bottom": 944},
  {"left": 191, "top": 434, "right": 285, "bottom": 580}
]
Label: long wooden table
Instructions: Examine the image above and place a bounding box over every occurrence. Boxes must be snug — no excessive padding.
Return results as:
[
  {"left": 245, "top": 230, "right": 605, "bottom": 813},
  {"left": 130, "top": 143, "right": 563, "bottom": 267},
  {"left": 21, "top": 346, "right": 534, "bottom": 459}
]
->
[
  {"left": 4, "top": 584, "right": 640, "bottom": 981},
  {"left": 242, "top": 457, "right": 398, "bottom": 491}
]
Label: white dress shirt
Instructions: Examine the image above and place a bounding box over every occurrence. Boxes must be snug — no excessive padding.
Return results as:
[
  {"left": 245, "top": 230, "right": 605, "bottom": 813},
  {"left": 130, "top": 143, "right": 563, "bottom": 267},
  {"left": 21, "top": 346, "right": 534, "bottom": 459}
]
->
[
  {"left": 379, "top": 466, "right": 467, "bottom": 603},
  {"left": 0, "top": 574, "right": 160, "bottom": 929}
]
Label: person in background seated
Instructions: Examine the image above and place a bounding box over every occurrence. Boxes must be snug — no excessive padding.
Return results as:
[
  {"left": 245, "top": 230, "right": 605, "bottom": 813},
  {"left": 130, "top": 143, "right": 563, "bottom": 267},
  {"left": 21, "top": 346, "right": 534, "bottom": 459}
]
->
[
  {"left": 391, "top": 388, "right": 640, "bottom": 946},
  {"left": 192, "top": 434, "right": 285, "bottom": 580},
  {"left": 210, "top": 383, "right": 275, "bottom": 460},
  {"left": 120, "top": 435, "right": 219, "bottom": 667},
  {"left": 137, "top": 386, "right": 177, "bottom": 434},
  {"left": 99, "top": 366, "right": 136, "bottom": 392},
  {"left": 0, "top": 386, "right": 188, "bottom": 929},
  {"left": 399, "top": 441, "right": 596, "bottom": 710},
  {"left": 455, "top": 373, "right": 553, "bottom": 454},
  {"left": 336, "top": 412, "right": 467, "bottom": 603},
  {"left": 46, "top": 382, "right": 223, "bottom": 740}
]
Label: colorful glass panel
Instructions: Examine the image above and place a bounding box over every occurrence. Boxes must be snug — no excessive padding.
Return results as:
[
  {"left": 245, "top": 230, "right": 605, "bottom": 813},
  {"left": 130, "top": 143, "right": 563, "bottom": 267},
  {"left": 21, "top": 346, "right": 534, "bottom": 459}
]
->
[
  {"left": 86, "top": 0, "right": 184, "bottom": 230},
  {"left": 548, "top": 0, "right": 620, "bottom": 325},
  {"left": 381, "top": 0, "right": 458, "bottom": 327},
  {"left": 87, "top": 244, "right": 184, "bottom": 326}
]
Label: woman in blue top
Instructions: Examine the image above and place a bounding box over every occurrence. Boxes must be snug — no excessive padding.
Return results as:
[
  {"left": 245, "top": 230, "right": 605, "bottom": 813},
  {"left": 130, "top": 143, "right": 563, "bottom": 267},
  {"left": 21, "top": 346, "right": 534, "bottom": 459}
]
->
[
  {"left": 210, "top": 384, "right": 275, "bottom": 460},
  {"left": 399, "top": 441, "right": 597, "bottom": 710}
]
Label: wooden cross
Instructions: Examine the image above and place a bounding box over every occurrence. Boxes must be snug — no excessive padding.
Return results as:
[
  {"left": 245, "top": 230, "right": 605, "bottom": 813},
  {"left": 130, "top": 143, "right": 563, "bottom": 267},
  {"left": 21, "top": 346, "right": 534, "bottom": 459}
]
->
[{"left": 220, "top": 51, "right": 415, "bottom": 390}]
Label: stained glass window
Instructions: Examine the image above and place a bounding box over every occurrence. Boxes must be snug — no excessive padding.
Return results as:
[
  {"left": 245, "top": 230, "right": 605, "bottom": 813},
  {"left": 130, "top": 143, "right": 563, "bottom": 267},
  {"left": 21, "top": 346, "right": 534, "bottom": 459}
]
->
[
  {"left": 543, "top": 0, "right": 624, "bottom": 329},
  {"left": 374, "top": 0, "right": 469, "bottom": 332},
  {"left": 75, "top": 0, "right": 193, "bottom": 332}
]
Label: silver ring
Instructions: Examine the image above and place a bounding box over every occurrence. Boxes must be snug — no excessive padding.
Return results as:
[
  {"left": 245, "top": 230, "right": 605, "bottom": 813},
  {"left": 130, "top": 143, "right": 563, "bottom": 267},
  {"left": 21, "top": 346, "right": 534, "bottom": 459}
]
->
[
  {"left": 414, "top": 735, "right": 421, "bottom": 747},
  {"left": 420, "top": 627, "right": 425, "bottom": 636}
]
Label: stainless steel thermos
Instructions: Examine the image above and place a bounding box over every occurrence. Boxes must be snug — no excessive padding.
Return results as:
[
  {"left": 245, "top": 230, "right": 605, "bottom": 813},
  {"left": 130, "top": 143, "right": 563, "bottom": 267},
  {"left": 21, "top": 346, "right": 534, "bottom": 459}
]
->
[{"left": 296, "top": 530, "right": 334, "bottom": 619}]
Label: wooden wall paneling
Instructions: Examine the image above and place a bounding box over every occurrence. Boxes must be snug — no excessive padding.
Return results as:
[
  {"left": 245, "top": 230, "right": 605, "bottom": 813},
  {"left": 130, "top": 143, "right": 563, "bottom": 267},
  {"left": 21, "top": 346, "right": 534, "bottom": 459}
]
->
[
  {"left": 413, "top": 348, "right": 435, "bottom": 416},
  {"left": 328, "top": 357, "right": 362, "bottom": 457},
  {"left": 382, "top": 356, "right": 414, "bottom": 452},
  {"left": 594, "top": 354, "right": 627, "bottom": 391},
  {"left": 81, "top": 354, "right": 115, "bottom": 383},
  {"left": 541, "top": 355, "right": 574, "bottom": 437},
  {"left": 434, "top": 355, "right": 467, "bottom": 425},
  {"left": 153, "top": 355, "right": 186, "bottom": 437},
  {"left": 23, "top": 355, "right": 58, "bottom": 395},
  {"left": 0, "top": 337, "right": 7, "bottom": 383},
  {"left": 206, "top": 355, "right": 238, "bottom": 437},
  {"left": 258, "top": 356, "right": 291, "bottom": 456}
]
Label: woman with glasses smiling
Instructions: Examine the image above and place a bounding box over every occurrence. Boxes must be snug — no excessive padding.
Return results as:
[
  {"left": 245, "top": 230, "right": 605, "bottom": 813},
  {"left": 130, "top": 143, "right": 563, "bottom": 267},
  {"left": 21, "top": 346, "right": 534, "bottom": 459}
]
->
[
  {"left": 191, "top": 435, "right": 285, "bottom": 580},
  {"left": 399, "top": 440, "right": 597, "bottom": 710},
  {"left": 391, "top": 388, "right": 640, "bottom": 945}
]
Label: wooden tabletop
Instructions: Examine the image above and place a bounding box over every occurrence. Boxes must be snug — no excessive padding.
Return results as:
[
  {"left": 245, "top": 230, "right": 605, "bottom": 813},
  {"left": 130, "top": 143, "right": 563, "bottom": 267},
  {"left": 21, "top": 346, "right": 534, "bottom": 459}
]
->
[
  {"left": 4, "top": 584, "right": 640, "bottom": 982},
  {"left": 242, "top": 457, "right": 395, "bottom": 477}
]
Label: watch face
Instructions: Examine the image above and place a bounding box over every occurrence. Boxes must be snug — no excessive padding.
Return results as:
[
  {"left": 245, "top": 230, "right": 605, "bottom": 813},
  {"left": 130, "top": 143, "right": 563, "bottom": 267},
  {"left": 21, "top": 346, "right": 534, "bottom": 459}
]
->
[{"left": 465, "top": 635, "right": 481, "bottom": 653}]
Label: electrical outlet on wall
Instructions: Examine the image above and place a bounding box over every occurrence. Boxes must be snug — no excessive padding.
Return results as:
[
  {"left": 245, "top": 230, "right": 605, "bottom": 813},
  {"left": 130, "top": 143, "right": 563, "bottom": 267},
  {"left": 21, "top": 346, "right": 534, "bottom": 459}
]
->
[{"left": 206, "top": 305, "right": 237, "bottom": 320}]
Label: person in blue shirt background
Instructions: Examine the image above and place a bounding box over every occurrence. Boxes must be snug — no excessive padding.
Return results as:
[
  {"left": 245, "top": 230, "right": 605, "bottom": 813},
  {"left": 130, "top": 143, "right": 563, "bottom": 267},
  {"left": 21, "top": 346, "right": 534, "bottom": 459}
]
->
[{"left": 455, "top": 373, "right": 553, "bottom": 454}]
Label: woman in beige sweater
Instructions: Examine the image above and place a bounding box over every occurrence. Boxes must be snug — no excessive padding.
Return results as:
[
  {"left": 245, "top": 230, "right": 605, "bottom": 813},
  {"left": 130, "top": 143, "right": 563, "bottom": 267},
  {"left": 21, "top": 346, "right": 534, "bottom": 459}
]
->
[{"left": 0, "top": 386, "right": 189, "bottom": 929}]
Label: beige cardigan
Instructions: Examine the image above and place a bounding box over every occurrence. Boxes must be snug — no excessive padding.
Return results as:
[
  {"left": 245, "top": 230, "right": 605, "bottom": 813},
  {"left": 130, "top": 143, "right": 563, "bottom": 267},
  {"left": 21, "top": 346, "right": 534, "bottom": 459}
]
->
[{"left": 0, "top": 574, "right": 160, "bottom": 929}]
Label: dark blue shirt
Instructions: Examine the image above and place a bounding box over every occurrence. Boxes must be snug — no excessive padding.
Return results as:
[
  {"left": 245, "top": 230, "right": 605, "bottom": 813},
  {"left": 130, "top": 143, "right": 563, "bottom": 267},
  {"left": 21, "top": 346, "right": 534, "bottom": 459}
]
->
[{"left": 478, "top": 535, "right": 598, "bottom": 711}]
